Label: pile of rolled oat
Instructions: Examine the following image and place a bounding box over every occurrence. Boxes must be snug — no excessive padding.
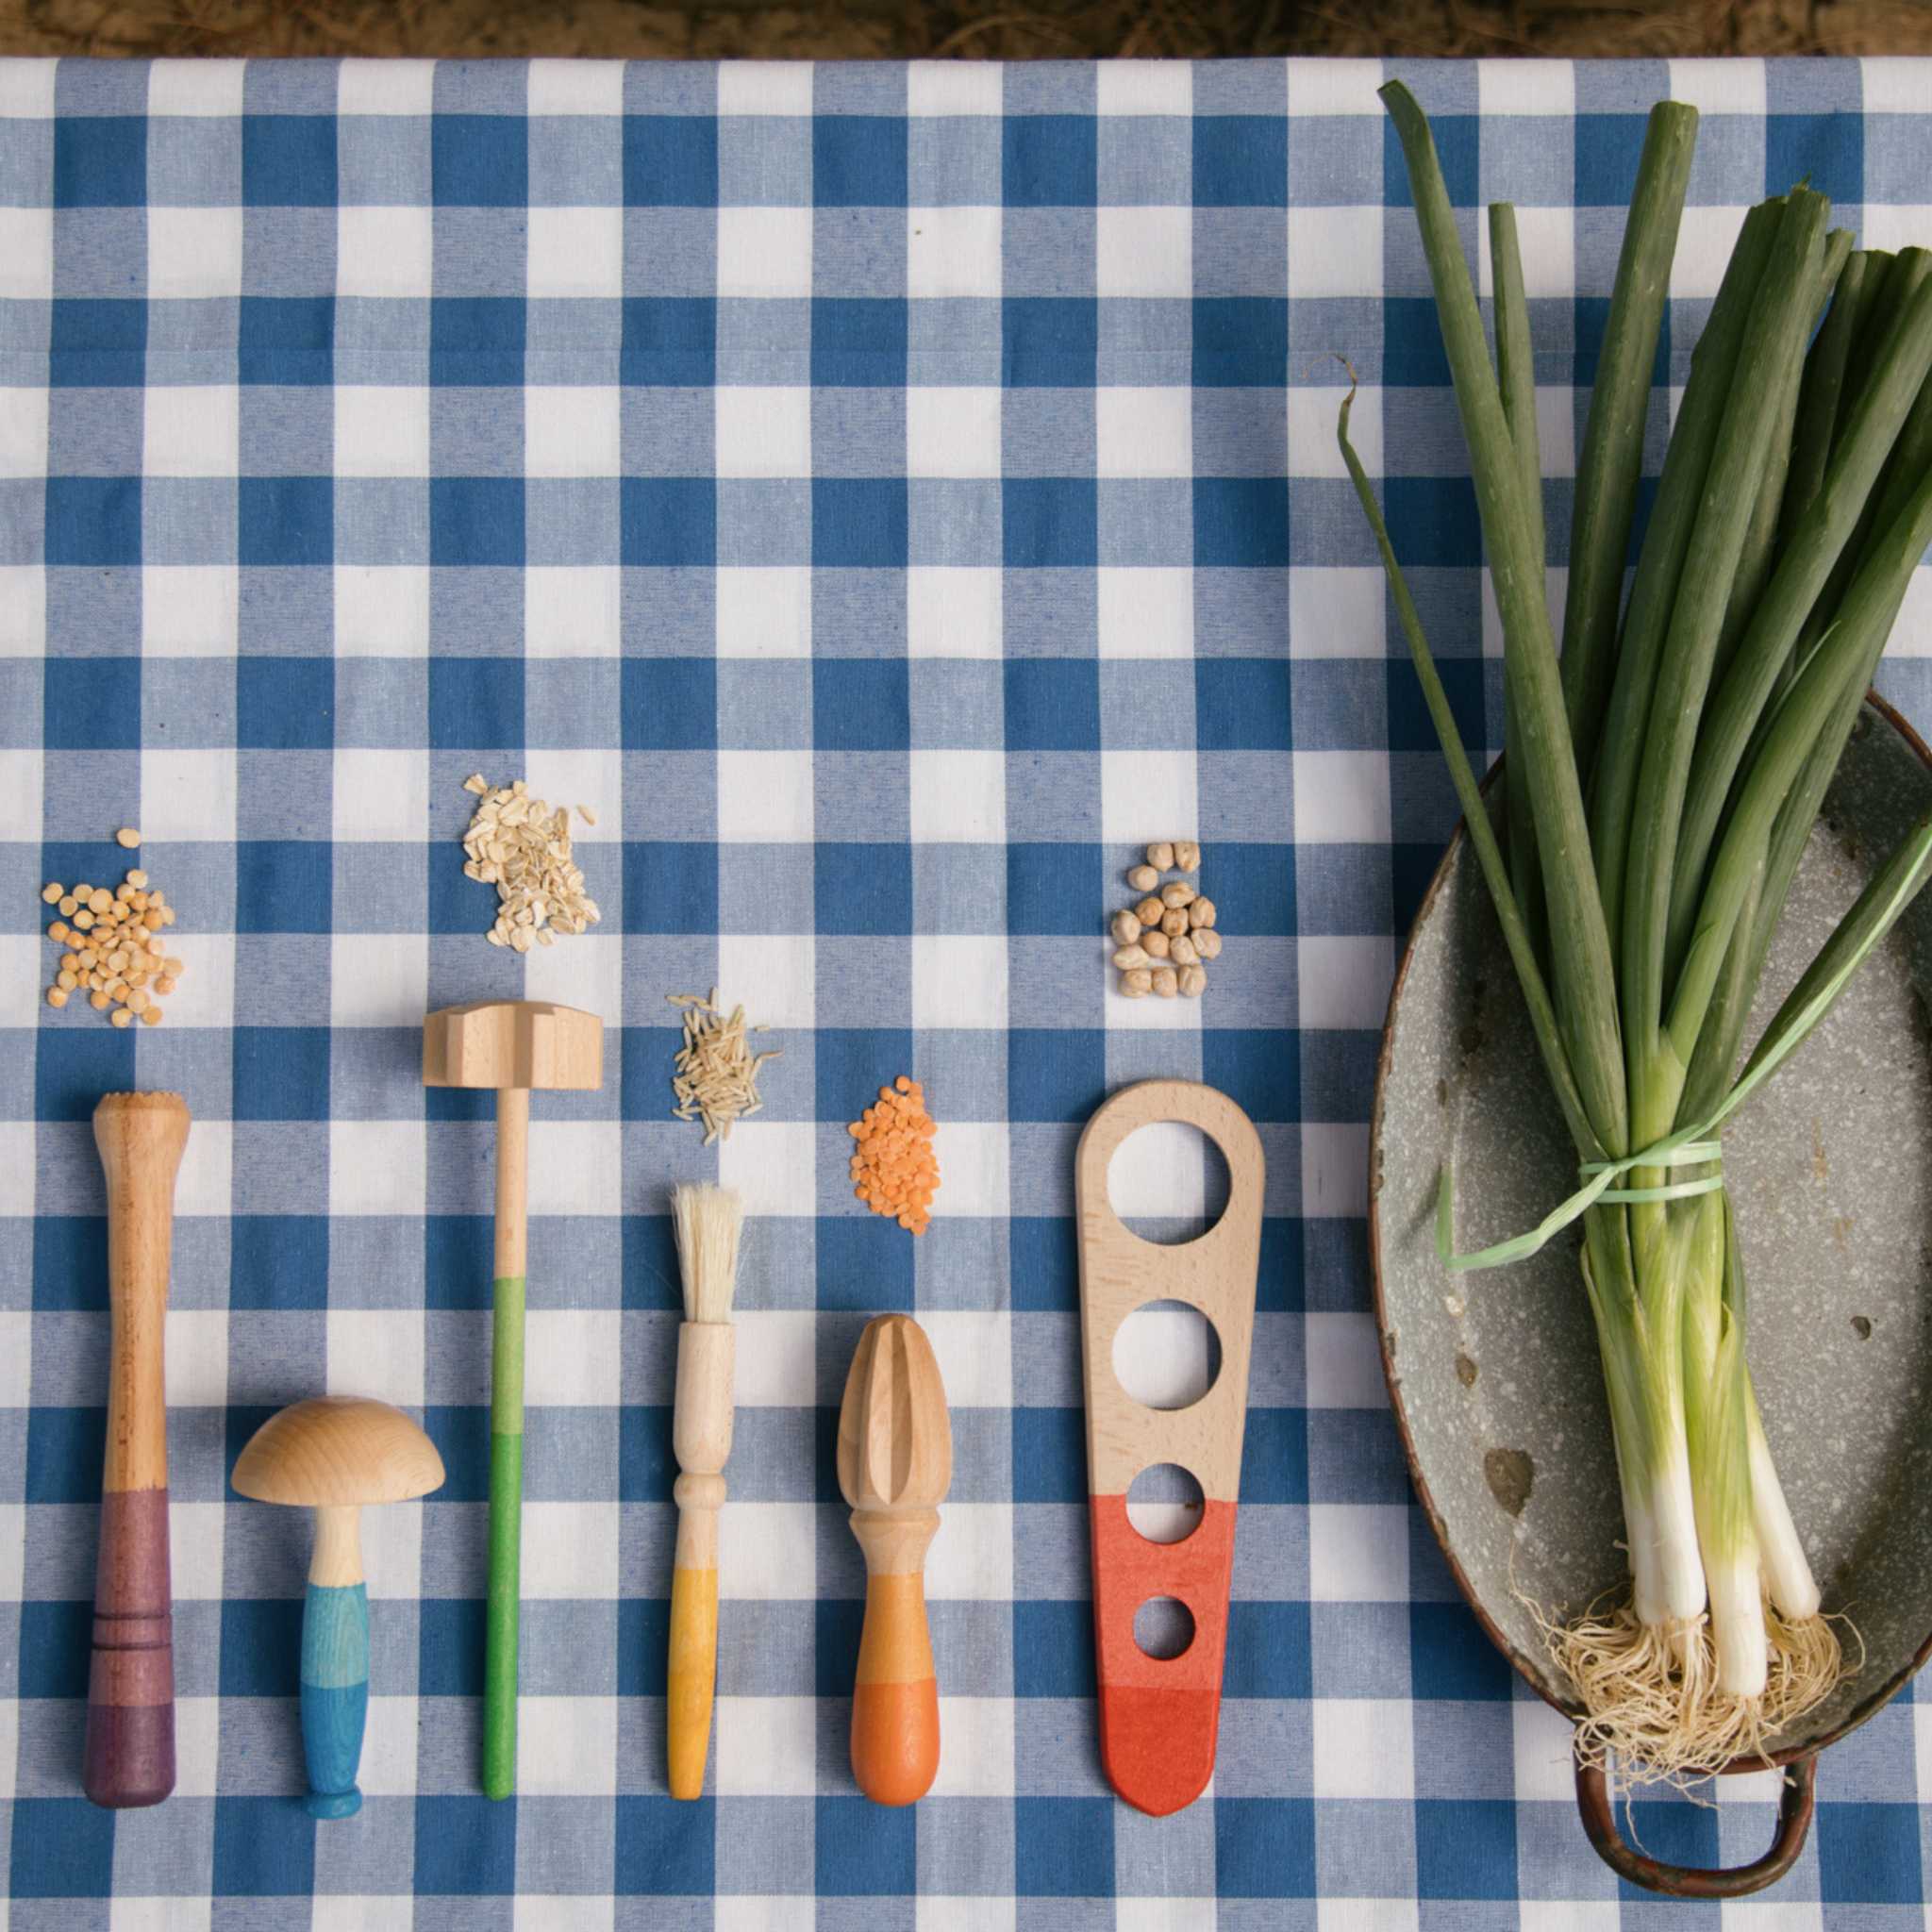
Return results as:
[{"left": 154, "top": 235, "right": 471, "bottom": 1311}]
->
[{"left": 459, "top": 774, "right": 600, "bottom": 952}]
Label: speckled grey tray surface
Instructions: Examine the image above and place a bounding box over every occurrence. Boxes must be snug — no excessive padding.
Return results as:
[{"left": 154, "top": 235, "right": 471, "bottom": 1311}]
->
[{"left": 1373, "top": 703, "right": 1932, "bottom": 1754}]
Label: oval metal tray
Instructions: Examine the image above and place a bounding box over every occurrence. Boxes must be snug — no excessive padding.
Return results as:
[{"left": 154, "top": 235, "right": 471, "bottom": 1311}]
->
[{"left": 1370, "top": 697, "right": 1932, "bottom": 1894}]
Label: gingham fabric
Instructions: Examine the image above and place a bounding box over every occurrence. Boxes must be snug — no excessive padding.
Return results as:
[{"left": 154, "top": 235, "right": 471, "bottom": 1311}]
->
[{"left": 5, "top": 51, "right": 1932, "bottom": 1926}]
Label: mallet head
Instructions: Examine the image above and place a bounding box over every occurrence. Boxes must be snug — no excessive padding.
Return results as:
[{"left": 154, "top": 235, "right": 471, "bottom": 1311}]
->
[{"left": 423, "top": 1000, "right": 604, "bottom": 1093}]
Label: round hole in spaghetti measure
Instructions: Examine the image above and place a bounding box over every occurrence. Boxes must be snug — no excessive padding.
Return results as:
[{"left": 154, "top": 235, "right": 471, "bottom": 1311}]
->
[
  {"left": 1112, "top": 1300, "right": 1222, "bottom": 1410},
  {"left": 1132, "top": 1596, "right": 1196, "bottom": 1661},
  {"left": 1125, "top": 1461, "right": 1207, "bottom": 1544},
  {"left": 1106, "top": 1121, "right": 1230, "bottom": 1246}
]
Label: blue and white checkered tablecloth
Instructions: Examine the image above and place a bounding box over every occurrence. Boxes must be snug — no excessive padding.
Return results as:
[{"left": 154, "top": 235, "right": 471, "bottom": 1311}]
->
[{"left": 6, "top": 49, "right": 1932, "bottom": 1926}]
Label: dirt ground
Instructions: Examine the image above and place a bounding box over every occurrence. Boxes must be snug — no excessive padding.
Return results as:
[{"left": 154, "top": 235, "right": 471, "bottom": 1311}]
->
[{"left": 4, "top": 0, "right": 1931, "bottom": 63}]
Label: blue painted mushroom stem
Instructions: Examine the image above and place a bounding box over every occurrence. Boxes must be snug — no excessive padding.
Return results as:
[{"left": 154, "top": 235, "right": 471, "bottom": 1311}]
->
[{"left": 300, "top": 1581, "right": 369, "bottom": 1820}]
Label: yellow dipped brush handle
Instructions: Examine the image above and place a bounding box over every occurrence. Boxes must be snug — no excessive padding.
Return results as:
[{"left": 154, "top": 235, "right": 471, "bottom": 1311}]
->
[
  {"left": 667, "top": 1474, "right": 723, "bottom": 1799},
  {"left": 668, "top": 1323, "right": 733, "bottom": 1800}
]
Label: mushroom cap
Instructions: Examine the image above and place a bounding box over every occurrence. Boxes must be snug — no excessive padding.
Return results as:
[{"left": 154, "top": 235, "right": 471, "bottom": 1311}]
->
[{"left": 233, "top": 1396, "right": 444, "bottom": 1508}]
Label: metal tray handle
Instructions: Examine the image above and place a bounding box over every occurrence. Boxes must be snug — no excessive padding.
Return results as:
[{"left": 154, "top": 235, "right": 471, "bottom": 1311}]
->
[{"left": 1574, "top": 1755, "right": 1816, "bottom": 1898}]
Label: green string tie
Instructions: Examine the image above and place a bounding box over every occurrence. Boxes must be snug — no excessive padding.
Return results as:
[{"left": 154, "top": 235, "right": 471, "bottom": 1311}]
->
[{"left": 1435, "top": 1133, "right": 1723, "bottom": 1274}]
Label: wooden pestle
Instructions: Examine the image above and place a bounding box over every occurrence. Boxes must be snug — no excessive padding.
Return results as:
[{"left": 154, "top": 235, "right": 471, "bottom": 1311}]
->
[
  {"left": 837, "top": 1314, "right": 952, "bottom": 1807},
  {"left": 87, "top": 1091, "right": 191, "bottom": 1808}
]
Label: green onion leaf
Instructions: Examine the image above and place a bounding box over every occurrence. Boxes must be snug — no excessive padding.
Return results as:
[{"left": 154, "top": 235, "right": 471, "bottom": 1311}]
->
[
  {"left": 1491, "top": 202, "right": 1548, "bottom": 960},
  {"left": 1556, "top": 100, "right": 1698, "bottom": 791},
  {"left": 1382, "top": 78, "right": 1629, "bottom": 1159},
  {"left": 1620, "top": 189, "right": 1829, "bottom": 1137},
  {"left": 1670, "top": 262, "right": 1932, "bottom": 980},
  {"left": 1591, "top": 199, "right": 1785, "bottom": 959}
]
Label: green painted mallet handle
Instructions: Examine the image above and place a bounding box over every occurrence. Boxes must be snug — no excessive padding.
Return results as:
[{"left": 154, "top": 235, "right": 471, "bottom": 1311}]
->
[{"left": 484, "top": 1086, "right": 529, "bottom": 1800}]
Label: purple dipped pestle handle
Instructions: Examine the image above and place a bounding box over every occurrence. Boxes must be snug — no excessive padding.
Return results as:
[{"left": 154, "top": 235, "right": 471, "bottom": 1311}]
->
[{"left": 85, "top": 1092, "right": 190, "bottom": 1808}]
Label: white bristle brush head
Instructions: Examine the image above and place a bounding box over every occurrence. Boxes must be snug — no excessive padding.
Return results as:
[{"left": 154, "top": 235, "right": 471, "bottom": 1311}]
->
[{"left": 673, "top": 1183, "right": 743, "bottom": 1324}]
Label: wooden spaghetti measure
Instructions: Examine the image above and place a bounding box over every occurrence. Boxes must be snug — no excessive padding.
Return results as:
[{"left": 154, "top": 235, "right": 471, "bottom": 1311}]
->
[{"left": 1074, "top": 1079, "right": 1264, "bottom": 1817}]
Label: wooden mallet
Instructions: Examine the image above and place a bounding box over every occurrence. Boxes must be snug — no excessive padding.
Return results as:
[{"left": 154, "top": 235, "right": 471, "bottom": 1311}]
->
[
  {"left": 87, "top": 1091, "right": 191, "bottom": 1808},
  {"left": 423, "top": 999, "right": 603, "bottom": 1800}
]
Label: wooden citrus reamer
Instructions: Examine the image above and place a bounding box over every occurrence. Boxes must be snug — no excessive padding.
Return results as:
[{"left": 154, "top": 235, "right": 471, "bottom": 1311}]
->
[
  {"left": 423, "top": 998, "right": 602, "bottom": 1800},
  {"left": 1074, "top": 1079, "right": 1264, "bottom": 1816},
  {"left": 838, "top": 1313, "right": 952, "bottom": 1806},
  {"left": 87, "top": 1091, "right": 191, "bottom": 1808}
]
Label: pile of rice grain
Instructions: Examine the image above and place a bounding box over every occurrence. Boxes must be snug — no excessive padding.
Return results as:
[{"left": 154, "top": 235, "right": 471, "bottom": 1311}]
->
[{"left": 668, "top": 989, "right": 782, "bottom": 1144}]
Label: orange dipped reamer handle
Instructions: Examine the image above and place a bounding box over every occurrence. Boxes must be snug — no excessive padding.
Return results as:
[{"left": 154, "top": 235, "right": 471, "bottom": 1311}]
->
[{"left": 850, "top": 1526, "right": 940, "bottom": 1806}]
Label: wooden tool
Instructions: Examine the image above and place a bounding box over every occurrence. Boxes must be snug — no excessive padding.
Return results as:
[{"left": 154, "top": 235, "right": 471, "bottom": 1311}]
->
[
  {"left": 837, "top": 1313, "right": 952, "bottom": 1806},
  {"left": 1074, "top": 1079, "right": 1263, "bottom": 1817},
  {"left": 233, "top": 1397, "right": 444, "bottom": 1818},
  {"left": 423, "top": 998, "right": 603, "bottom": 1799},
  {"left": 87, "top": 1091, "right": 191, "bottom": 1808},
  {"left": 666, "top": 1183, "right": 743, "bottom": 1800}
]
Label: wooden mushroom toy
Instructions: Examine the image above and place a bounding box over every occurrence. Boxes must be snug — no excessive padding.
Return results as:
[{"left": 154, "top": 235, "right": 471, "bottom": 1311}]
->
[{"left": 232, "top": 1397, "right": 444, "bottom": 1819}]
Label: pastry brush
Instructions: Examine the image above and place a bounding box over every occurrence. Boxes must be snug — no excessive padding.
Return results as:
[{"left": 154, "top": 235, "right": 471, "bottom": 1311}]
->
[{"left": 667, "top": 1182, "right": 742, "bottom": 1798}]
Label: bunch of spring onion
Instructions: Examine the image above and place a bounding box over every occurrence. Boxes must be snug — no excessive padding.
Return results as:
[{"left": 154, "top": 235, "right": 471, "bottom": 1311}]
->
[{"left": 1342, "top": 83, "right": 1932, "bottom": 1778}]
